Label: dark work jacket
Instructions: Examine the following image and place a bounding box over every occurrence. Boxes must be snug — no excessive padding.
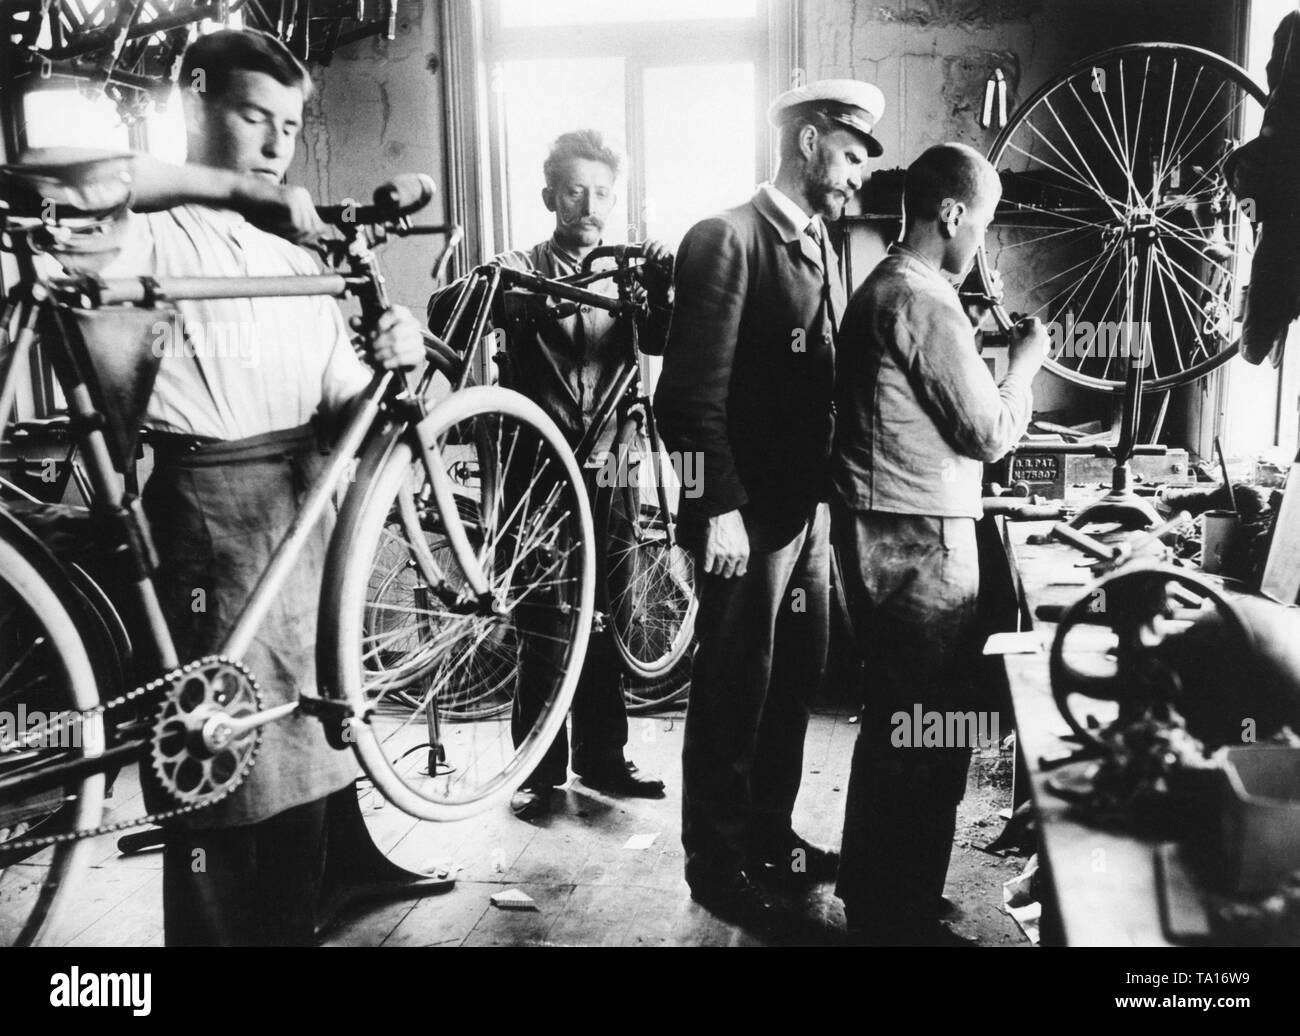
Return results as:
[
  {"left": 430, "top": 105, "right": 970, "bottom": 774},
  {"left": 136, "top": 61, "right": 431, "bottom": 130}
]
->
[{"left": 654, "top": 186, "right": 844, "bottom": 551}]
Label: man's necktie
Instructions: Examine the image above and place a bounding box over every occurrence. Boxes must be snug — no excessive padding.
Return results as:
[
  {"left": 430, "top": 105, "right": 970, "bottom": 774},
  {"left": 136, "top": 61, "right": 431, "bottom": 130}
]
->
[{"left": 807, "top": 219, "right": 847, "bottom": 336}]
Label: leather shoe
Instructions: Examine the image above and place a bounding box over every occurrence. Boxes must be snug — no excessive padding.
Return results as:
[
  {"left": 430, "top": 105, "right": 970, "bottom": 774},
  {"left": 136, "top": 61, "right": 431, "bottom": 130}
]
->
[
  {"left": 690, "top": 871, "right": 778, "bottom": 933},
  {"left": 575, "top": 759, "right": 666, "bottom": 798},
  {"left": 509, "top": 784, "right": 554, "bottom": 820},
  {"left": 750, "top": 831, "right": 839, "bottom": 884}
]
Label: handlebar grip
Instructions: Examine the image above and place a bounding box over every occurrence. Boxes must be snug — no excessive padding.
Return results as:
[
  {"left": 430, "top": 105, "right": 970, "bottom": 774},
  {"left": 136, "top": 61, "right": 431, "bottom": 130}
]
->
[
  {"left": 317, "top": 173, "right": 436, "bottom": 226},
  {"left": 580, "top": 243, "right": 648, "bottom": 274},
  {"left": 372, "top": 174, "right": 436, "bottom": 217}
]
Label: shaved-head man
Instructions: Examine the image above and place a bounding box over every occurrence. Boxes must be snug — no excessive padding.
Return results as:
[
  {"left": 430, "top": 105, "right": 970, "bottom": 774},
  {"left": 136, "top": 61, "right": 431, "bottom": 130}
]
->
[{"left": 831, "top": 142, "right": 1047, "bottom": 945}]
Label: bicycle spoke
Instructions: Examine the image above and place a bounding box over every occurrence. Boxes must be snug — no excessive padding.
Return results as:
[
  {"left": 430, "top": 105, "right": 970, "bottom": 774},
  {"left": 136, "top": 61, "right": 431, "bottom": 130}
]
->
[
  {"left": 1158, "top": 63, "right": 1205, "bottom": 189},
  {"left": 1010, "top": 132, "right": 1121, "bottom": 213},
  {"left": 1068, "top": 80, "right": 1143, "bottom": 207},
  {"left": 1035, "top": 237, "right": 1123, "bottom": 328},
  {"left": 1024, "top": 103, "right": 1124, "bottom": 221}
]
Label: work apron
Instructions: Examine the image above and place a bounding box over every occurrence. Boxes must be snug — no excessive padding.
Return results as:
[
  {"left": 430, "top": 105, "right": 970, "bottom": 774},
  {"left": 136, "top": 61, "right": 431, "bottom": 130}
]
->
[{"left": 141, "top": 422, "right": 358, "bottom": 828}]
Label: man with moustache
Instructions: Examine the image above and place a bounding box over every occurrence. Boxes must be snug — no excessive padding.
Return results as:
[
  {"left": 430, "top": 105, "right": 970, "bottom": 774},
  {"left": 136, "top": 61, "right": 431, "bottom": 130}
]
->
[
  {"left": 430, "top": 129, "right": 674, "bottom": 817},
  {"left": 654, "top": 80, "right": 883, "bottom": 929},
  {"left": 831, "top": 143, "right": 1047, "bottom": 945}
]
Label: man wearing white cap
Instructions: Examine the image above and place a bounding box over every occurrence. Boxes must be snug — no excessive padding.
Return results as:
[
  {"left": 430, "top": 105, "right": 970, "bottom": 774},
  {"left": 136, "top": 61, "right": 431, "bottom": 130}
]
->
[{"left": 655, "top": 78, "right": 883, "bottom": 931}]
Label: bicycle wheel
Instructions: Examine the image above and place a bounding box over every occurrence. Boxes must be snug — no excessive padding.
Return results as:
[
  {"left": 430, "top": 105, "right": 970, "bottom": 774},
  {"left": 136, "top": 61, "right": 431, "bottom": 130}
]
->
[
  {"left": 362, "top": 511, "right": 519, "bottom": 720},
  {"left": 618, "top": 652, "right": 693, "bottom": 714},
  {"left": 597, "top": 415, "right": 698, "bottom": 688},
  {"left": 364, "top": 457, "right": 520, "bottom": 717},
  {"left": 321, "top": 386, "right": 595, "bottom": 821},
  {"left": 0, "top": 530, "right": 105, "bottom": 947},
  {"left": 975, "top": 43, "right": 1266, "bottom": 392}
]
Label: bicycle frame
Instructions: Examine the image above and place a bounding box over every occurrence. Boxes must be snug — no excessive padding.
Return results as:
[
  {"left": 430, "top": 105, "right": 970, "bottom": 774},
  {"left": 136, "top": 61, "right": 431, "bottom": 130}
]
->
[
  {"left": 434, "top": 247, "right": 679, "bottom": 549},
  {"left": 0, "top": 231, "right": 489, "bottom": 803}
]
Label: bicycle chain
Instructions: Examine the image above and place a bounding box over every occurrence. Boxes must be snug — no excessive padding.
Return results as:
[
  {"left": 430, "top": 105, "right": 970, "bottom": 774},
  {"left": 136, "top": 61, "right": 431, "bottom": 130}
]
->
[{"left": 0, "top": 656, "right": 261, "bottom": 854}]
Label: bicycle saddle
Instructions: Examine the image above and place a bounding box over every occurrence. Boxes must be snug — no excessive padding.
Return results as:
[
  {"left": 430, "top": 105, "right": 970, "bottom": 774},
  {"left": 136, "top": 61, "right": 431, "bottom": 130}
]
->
[{"left": 0, "top": 147, "right": 133, "bottom": 223}]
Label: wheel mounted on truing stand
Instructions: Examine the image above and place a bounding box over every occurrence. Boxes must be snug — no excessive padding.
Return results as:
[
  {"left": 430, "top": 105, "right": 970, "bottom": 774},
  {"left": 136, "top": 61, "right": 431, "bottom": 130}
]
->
[{"left": 973, "top": 43, "right": 1266, "bottom": 393}]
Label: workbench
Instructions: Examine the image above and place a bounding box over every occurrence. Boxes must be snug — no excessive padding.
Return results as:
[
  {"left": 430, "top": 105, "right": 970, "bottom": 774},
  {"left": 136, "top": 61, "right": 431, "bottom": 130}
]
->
[{"left": 995, "top": 517, "right": 1179, "bottom": 946}]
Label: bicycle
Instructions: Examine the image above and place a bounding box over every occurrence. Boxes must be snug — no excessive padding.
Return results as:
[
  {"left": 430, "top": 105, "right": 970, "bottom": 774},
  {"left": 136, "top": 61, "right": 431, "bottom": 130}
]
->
[
  {"left": 0, "top": 153, "right": 596, "bottom": 946},
  {"left": 413, "top": 243, "right": 699, "bottom": 714}
]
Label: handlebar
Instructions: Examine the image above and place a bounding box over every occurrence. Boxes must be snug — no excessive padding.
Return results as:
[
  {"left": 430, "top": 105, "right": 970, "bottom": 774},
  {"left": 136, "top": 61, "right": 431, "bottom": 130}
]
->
[
  {"left": 494, "top": 265, "right": 641, "bottom": 317},
  {"left": 315, "top": 173, "right": 436, "bottom": 227},
  {"left": 580, "top": 243, "right": 647, "bottom": 274}
]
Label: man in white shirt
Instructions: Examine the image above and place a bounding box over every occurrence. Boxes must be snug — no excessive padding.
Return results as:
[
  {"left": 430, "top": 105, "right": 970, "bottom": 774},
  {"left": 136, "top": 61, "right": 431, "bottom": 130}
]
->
[{"left": 104, "top": 28, "right": 423, "bottom": 945}]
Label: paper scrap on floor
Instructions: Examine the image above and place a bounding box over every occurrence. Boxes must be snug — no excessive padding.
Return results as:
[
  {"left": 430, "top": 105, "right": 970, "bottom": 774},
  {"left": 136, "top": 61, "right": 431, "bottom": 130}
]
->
[
  {"left": 983, "top": 631, "right": 1046, "bottom": 655},
  {"left": 490, "top": 889, "right": 537, "bottom": 910},
  {"left": 1003, "top": 854, "right": 1041, "bottom": 945},
  {"left": 624, "top": 833, "right": 658, "bottom": 850}
]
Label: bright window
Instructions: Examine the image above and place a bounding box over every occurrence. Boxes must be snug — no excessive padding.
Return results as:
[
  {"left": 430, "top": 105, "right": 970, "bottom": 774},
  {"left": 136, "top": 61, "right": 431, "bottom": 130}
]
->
[
  {"left": 21, "top": 89, "right": 132, "bottom": 151},
  {"left": 486, "top": 0, "right": 769, "bottom": 253},
  {"left": 642, "top": 63, "right": 756, "bottom": 249},
  {"left": 499, "top": 0, "right": 757, "bottom": 28},
  {"left": 498, "top": 57, "right": 629, "bottom": 249}
]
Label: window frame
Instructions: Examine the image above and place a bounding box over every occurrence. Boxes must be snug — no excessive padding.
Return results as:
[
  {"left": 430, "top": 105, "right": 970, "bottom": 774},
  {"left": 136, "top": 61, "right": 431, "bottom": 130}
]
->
[{"left": 481, "top": 0, "right": 784, "bottom": 255}]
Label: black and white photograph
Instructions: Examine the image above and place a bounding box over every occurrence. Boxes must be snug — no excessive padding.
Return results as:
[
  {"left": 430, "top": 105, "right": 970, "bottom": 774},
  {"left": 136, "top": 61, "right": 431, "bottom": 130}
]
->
[{"left": 0, "top": 0, "right": 1297, "bottom": 998}]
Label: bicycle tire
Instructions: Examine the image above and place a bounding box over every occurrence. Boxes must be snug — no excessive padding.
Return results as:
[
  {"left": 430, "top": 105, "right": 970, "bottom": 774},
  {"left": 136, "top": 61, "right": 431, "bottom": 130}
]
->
[
  {"left": 975, "top": 42, "right": 1266, "bottom": 393},
  {"left": 0, "top": 527, "right": 106, "bottom": 947},
  {"left": 320, "top": 386, "right": 595, "bottom": 822},
  {"left": 597, "top": 416, "right": 698, "bottom": 684},
  {"left": 618, "top": 649, "right": 693, "bottom": 714}
]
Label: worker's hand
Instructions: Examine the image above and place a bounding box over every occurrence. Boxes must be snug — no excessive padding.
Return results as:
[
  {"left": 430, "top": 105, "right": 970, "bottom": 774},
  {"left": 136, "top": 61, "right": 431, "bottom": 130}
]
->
[
  {"left": 638, "top": 239, "right": 675, "bottom": 308},
  {"left": 703, "top": 509, "right": 749, "bottom": 579},
  {"left": 237, "top": 180, "right": 324, "bottom": 244},
  {"left": 1008, "top": 315, "right": 1050, "bottom": 376},
  {"left": 361, "top": 306, "right": 425, "bottom": 371}
]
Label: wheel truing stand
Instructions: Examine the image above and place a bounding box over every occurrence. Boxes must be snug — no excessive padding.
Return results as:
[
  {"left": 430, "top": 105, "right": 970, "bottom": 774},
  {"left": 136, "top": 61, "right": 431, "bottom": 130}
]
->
[{"left": 1065, "top": 212, "right": 1164, "bottom": 531}]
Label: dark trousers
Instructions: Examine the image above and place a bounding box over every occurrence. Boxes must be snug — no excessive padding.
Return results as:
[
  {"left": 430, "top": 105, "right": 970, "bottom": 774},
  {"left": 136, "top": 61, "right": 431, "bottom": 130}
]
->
[
  {"left": 833, "top": 508, "right": 980, "bottom": 935},
  {"left": 511, "top": 466, "right": 629, "bottom": 787},
  {"left": 161, "top": 796, "right": 328, "bottom": 947},
  {"left": 681, "top": 503, "right": 830, "bottom": 889},
  {"left": 513, "top": 626, "right": 629, "bottom": 786}
]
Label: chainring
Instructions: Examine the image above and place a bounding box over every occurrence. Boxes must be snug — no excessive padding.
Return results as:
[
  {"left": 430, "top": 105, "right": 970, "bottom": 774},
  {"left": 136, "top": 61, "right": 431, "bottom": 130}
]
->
[{"left": 150, "top": 656, "right": 263, "bottom": 808}]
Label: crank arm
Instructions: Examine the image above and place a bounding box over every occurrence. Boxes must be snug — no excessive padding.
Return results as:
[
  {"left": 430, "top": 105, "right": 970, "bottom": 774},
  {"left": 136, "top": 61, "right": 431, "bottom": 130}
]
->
[{"left": 199, "top": 700, "right": 298, "bottom": 750}]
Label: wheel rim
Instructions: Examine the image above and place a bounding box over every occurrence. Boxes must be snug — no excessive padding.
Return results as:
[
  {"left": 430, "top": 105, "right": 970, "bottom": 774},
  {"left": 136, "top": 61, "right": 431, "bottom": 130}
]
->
[
  {"left": 602, "top": 430, "right": 698, "bottom": 679},
  {"left": 619, "top": 648, "right": 694, "bottom": 713},
  {"left": 0, "top": 538, "right": 104, "bottom": 947},
  {"left": 339, "top": 388, "right": 594, "bottom": 821},
  {"left": 977, "top": 43, "right": 1266, "bottom": 393}
]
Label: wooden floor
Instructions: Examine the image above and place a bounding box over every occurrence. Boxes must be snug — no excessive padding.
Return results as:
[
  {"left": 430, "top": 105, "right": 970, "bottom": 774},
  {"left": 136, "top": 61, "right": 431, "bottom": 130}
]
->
[{"left": 30, "top": 706, "right": 1024, "bottom": 947}]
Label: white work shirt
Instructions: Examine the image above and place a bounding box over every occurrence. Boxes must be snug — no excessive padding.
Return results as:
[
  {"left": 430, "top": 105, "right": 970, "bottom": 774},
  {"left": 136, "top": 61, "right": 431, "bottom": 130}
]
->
[{"left": 104, "top": 205, "right": 371, "bottom": 440}]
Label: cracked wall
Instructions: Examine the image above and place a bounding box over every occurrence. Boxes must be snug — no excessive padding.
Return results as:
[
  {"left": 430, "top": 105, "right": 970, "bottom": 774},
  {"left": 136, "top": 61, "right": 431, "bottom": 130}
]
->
[
  {"left": 803, "top": 0, "right": 1237, "bottom": 163},
  {"left": 288, "top": 0, "right": 447, "bottom": 313}
]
